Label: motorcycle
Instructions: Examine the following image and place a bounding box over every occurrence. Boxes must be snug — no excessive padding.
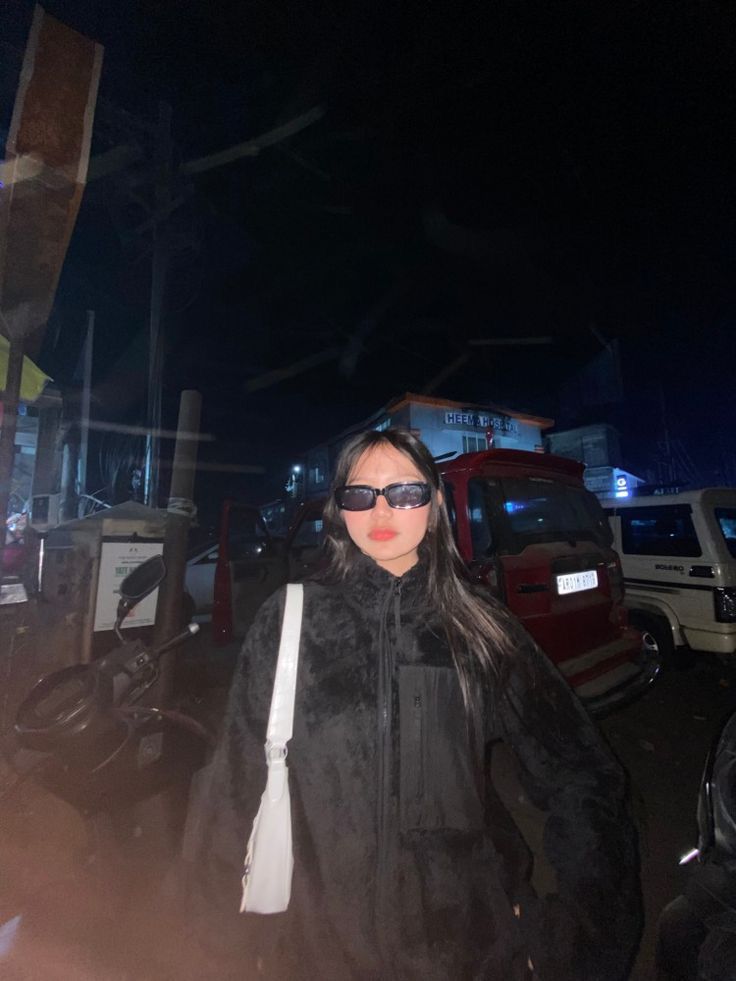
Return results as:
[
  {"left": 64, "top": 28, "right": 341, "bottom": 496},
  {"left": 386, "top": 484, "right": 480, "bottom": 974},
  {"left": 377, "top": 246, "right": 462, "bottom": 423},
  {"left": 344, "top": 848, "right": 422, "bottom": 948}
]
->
[
  {"left": 0, "top": 555, "right": 214, "bottom": 977},
  {"left": 10, "top": 554, "right": 212, "bottom": 813},
  {"left": 657, "top": 709, "right": 736, "bottom": 980}
]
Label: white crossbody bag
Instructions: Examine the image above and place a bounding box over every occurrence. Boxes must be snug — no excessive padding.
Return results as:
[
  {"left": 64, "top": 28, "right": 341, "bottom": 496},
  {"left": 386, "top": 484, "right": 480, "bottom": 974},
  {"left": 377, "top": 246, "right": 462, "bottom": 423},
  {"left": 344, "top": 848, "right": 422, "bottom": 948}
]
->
[{"left": 240, "top": 583, "right": 304, "bottom": 915}]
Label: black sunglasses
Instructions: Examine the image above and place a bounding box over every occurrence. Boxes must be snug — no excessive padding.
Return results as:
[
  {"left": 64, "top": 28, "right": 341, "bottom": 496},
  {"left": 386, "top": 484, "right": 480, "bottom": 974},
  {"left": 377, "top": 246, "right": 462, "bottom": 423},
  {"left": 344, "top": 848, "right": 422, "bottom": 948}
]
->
[{"left": 335, "top": 482, "right": 431, "bottom": 511}]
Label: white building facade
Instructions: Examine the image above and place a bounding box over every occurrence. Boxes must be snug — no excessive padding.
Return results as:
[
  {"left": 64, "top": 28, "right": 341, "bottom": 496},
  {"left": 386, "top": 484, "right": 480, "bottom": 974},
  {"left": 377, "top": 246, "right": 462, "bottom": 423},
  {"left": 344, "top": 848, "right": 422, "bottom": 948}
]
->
[{"left": 303, "top": 393, "right": 553, "bottom": 499}]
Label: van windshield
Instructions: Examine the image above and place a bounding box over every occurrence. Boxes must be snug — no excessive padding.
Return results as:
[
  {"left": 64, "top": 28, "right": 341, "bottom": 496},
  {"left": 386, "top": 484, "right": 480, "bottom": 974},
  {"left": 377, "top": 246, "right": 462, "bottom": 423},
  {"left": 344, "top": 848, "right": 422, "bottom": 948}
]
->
[
  {"left": 715, "top": 508, "right": 736, "bottom": 559},
  {"left": 468, "top": 476, "right": 612, "bottom": 557}
]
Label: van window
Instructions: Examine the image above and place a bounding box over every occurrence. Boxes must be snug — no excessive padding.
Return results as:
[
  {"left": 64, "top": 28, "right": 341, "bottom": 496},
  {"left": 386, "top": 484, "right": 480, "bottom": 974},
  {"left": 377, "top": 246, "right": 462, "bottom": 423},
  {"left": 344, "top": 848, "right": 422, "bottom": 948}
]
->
[
  {"left": 471, "top": 476, "right": 611, "bottom": 555},
  {"left": 620, "top": 505, "right": 702, "bottom": 557},
  {"left": 715, "top": 508, "right": 736, "bottom": 559}
]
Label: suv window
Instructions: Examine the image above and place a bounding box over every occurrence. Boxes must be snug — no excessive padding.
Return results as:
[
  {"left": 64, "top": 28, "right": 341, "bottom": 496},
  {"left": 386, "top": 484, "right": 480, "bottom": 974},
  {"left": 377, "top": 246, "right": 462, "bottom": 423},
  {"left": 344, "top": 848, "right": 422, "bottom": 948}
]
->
[
  {"left": 620, "top": 505, "right": 702, "bottom": 557},
  {"left": 467, "top": 478, "right": 498, "bottom": 560},
  {"left": 442, "top": 480, "right": 459, "bottom": 546},
  {"left": 715, "top": 508, "right": 736, "bottom": 559},
  {"left": 469, "top": 476, "right": 611, "bottom": 556}
]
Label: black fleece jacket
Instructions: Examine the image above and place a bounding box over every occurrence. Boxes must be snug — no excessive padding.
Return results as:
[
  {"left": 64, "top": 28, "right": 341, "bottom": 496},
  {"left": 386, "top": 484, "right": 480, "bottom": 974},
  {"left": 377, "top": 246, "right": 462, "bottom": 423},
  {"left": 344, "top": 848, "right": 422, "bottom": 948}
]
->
[{"left": 182, "top": 555, "right": 642, "bottom": 980}]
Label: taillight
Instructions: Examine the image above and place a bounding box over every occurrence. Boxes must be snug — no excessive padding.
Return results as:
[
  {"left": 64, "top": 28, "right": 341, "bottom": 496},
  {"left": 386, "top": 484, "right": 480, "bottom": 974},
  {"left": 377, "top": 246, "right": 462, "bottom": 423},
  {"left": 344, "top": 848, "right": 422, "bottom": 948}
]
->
[
  {"left": 714, "top": 588, "right": 736, "bottom": 623},
  {"left": 606, "top": 556, "right": 624, "bottom": 604}
]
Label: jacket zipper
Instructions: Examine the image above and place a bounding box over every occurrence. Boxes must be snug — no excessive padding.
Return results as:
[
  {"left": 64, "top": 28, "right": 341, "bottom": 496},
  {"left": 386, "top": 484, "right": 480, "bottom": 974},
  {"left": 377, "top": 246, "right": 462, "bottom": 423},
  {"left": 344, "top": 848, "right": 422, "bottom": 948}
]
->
[
  {"left": 376, "top": 576, "right": 402, "bottom": 973},
  {"left": 413, "top": 693, "right": 424, "bottom": 803}
]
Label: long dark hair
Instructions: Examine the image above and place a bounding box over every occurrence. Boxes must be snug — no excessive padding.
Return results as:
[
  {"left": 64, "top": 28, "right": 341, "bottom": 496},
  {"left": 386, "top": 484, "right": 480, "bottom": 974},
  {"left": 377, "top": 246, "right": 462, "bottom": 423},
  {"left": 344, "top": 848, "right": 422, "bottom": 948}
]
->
[{"left": 322, "top": 427, "right": 517, "bottom": 713}]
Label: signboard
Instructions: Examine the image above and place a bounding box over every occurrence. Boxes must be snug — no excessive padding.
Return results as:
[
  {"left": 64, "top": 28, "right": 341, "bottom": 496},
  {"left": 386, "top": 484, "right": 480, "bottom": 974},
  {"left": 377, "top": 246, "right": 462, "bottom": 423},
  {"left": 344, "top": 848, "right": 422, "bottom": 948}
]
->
[
  {"left": 445, "top": 411, "right": 489, "bottom": 427},
  {"left": 489, "top": 416, "right": 520, "bottom": 437},
  {"left": 444, "top": 411, "right": 520, "bottom": 436},
  {"left": 615, "top": 475, "right": 629, "bottom": 499},
  {"left": 0, "top": 7, "right": 104, "bottom": 356},
  {"left": 583, "top": 467, "right": 614, "bottom": 494},
  {"left": 93, "top": 540, "right": 163, "bottom": 632},
  {"left": 0, "top": 334, "right": 51, "bottom": 400}
]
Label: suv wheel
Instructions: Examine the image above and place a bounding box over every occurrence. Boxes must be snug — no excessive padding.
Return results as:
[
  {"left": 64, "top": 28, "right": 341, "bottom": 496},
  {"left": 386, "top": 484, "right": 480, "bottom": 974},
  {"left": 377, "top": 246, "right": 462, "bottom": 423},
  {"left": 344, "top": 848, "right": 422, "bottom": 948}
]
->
[{"left": 630, "top": 612, "right": 693, "bottom": 671}]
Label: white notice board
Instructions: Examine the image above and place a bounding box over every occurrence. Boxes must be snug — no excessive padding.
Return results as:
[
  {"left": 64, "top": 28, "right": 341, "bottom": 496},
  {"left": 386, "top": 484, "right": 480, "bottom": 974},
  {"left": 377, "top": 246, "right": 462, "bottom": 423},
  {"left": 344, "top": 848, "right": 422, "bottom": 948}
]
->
[{"left": 93, "top": 540, "right": 164, "bottom": 632}]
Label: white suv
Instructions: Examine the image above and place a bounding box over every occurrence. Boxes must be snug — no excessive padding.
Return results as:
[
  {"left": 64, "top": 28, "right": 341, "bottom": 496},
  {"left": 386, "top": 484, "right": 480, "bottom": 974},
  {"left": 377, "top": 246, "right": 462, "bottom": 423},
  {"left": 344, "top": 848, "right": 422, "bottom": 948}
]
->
[{"left": 606, "top": 489, "right": 736, "bottom": 665}]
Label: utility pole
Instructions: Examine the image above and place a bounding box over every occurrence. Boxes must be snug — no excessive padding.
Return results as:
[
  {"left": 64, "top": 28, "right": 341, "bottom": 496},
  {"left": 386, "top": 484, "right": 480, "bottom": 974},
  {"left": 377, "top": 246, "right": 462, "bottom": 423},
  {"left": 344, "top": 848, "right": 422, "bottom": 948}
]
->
[
  {"left": 144, "top": 101, "right": 172, "bottom": 508},
  {"left": 77, "top": 309, "right": 94, "bottom": 514},
  {"left": 0, "top": 323, "right": 25, "bottom": 584},
  {"left": 151, "top": 389, "right": 201, "bottom": 703}
]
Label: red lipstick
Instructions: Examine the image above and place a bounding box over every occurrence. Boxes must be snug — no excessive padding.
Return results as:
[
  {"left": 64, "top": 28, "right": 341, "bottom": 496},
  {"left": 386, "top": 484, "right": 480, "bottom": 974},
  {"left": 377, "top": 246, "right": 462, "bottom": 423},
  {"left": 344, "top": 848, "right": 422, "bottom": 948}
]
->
[{"left": 368, "top": 529, "right": 398, "bottom": 541}]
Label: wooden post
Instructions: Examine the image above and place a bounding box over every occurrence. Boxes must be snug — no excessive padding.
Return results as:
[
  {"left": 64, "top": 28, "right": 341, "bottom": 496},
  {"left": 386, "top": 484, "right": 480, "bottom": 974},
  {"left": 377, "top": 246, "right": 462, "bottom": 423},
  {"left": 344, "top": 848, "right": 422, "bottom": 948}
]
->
[
  {"left": 0, "top": 331, "right": 25, "bottom": 584},
  {"left": 151, "top": 390, "right": 201, "bottom": 703}
]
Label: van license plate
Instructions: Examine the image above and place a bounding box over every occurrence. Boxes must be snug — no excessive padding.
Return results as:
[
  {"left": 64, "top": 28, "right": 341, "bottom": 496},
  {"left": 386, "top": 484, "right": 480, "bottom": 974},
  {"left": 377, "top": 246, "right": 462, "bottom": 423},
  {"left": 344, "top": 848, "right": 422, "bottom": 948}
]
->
[{"left": 556, "top": 570, "right": 598, "bottom": 595}]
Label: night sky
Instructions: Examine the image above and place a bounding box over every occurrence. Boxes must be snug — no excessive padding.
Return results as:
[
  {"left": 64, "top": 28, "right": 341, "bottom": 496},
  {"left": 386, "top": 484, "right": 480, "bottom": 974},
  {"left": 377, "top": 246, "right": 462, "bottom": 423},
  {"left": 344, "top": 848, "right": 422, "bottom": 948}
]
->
[{"left": 2, "top": 0, "right": 735, "bottom": 518}]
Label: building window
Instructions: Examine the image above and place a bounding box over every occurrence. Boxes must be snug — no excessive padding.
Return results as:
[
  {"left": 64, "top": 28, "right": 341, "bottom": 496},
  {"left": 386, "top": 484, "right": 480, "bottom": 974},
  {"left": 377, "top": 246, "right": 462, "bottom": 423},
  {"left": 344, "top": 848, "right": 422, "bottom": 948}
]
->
[
  {"left": 375, "top": 418, "right": 391, "bottom": 432},
  {"left": 462, "top": 434, "right": 486, "bottom": 454}
]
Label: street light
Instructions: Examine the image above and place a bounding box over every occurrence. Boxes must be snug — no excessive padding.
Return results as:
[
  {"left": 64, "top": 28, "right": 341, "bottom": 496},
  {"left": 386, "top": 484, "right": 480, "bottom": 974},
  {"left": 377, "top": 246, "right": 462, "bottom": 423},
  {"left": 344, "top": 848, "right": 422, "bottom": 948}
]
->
[{"left": 286, "top": 464, "right": 303, "bottom": 498}]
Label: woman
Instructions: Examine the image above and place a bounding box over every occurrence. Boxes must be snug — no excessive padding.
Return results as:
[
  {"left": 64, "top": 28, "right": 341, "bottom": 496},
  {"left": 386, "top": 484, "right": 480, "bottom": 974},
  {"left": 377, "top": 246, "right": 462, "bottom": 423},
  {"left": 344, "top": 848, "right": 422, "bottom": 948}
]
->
[{"left": 184, "top": 428, "right": 642, "bottom": 980}]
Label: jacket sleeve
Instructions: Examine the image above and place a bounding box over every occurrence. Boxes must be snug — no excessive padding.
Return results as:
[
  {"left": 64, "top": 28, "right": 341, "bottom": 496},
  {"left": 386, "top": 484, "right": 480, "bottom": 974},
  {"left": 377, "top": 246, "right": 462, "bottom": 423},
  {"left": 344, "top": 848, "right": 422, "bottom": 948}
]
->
[
  {"left": 489, "top": 608, "right": 643, "bottom": 981},
  {"left": 178, "top": 587, "right": 287, "bottom": 969}
]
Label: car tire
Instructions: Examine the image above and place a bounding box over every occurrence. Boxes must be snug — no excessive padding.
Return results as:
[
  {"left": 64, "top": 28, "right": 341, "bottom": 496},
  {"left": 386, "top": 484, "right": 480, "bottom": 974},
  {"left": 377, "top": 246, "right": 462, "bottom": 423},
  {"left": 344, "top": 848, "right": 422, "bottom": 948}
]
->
[{"left": 630, "top": 611, "right": 693, "bottom": 671}]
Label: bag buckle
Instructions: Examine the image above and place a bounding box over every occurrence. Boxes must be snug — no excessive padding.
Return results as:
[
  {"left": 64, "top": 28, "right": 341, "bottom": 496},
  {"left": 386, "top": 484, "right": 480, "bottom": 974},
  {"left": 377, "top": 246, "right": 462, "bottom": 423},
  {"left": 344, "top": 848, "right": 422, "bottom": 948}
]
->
[{"left": 265, "top": 742, "right": 287, "bottom": 763}]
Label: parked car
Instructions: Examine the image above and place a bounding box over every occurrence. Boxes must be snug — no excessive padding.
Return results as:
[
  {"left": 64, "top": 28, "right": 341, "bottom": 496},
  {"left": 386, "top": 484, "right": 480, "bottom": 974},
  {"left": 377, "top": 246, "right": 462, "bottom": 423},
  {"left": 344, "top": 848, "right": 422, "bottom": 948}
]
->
[
  {"left": 184, "top": 503, "right": 285, "bottom": 632},
  {"left": 184, "top": 538, "right": 219, "bottom": 622},
  {"left": 210, "top": 449, "right": 656, "bottom": 715},
  {"left": 605, "top": 488, "right": 736, "bottom": 666}
]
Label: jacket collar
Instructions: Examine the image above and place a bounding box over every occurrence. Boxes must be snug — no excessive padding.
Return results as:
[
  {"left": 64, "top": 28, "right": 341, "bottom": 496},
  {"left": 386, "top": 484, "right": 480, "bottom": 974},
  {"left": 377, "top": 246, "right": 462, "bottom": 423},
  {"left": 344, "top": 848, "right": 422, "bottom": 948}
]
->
[{"left": 338, "top": 550, "right": 429, "bottom": 611}]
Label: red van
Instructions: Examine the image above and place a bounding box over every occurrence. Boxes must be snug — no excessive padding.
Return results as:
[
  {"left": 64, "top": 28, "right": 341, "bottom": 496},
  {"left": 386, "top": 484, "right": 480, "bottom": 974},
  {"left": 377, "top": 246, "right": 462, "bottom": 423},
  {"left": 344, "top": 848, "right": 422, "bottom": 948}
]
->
[
  {"left": 437, "top": 448, "right": 657, "bottom": 713},
  {"left": 212, "top": 449, "right": 658, "bottom": 715}
]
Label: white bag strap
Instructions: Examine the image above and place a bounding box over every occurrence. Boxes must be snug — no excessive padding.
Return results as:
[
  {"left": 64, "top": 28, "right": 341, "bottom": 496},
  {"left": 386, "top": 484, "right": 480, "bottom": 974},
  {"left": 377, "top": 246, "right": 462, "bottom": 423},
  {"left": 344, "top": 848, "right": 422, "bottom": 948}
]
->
[{"left": 265, "top": 583, "right": 304, "bottom": 757}]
